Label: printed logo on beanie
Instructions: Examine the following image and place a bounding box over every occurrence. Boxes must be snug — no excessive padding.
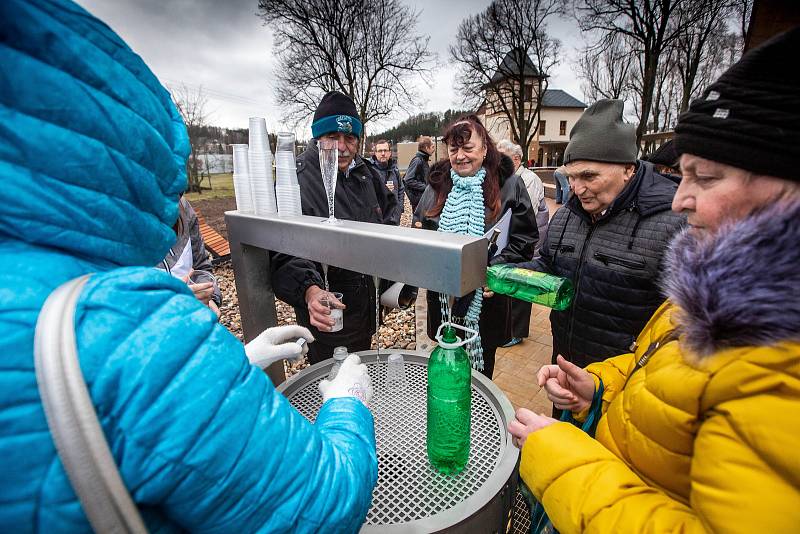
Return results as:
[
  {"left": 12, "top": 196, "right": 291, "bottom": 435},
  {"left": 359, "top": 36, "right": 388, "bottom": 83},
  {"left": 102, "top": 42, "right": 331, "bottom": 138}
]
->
[
  {"left": 712, "top": 108, "right": 730, "bottom": 119},
  {"left": 337, "top": 115, "right": 353, "bottom": 134},
  {"left": 707, "top": 90, "right": 720, "bottom": 101}
]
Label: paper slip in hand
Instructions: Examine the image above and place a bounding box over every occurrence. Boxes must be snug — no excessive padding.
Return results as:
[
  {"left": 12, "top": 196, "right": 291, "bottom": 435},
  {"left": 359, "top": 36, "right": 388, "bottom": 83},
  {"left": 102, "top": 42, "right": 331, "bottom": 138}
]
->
[{"left": 484, "top": 209, "right": 512, "bottom": 257}]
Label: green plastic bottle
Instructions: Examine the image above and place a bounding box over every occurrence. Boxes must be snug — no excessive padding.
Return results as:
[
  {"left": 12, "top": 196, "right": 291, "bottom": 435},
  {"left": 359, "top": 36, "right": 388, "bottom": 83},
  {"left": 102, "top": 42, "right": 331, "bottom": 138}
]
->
[
  {"left": 427, "top": 326, "right": 472, "bottom": 475},
  {"left": 486, "top": 264, "right": 574, "bottom": 311}
]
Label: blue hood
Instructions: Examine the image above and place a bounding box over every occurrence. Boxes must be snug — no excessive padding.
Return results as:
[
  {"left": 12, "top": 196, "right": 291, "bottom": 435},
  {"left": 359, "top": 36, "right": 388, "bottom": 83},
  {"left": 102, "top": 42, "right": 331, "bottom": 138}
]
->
[{"left": 0, "top": 0, "right": 189, "bottom": 268}]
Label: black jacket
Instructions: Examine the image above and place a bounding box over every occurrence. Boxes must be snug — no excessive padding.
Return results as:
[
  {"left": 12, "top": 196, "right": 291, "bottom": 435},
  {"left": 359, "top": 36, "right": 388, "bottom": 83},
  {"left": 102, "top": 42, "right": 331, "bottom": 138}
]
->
[
  {"left": 413, "top": 160, "right": 538, "bottom": 349},
  {"left": 368, "top": 156, "right": 403, "bottom": 223},
  {"left": 271, "top": 140, "right": 399, "bottom": 346},
  {"left": 403, "top": 151, "right": 430, "bottom": 210},
  {"left": 518, "top": 161, "right": 686, "bottom": 367}
]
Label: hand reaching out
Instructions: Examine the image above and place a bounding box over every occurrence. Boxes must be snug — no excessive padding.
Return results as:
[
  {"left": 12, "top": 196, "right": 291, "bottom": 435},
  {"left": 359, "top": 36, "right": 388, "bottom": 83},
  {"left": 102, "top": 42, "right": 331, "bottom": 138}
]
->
[
  {"left": 305, "top": 285, "right": 345, "bottom": 331},
  {"left": 537, "top": 355, "right": 595, "bottom": 413},
  {"left": 319, "top": 354, "right": 373, "bottom": 407},
  {"left": 508, "top": 408, "right": 557, "bottom": 448},
  {"left": 244, "top": 325, "right": 314, "bottom": 369}
]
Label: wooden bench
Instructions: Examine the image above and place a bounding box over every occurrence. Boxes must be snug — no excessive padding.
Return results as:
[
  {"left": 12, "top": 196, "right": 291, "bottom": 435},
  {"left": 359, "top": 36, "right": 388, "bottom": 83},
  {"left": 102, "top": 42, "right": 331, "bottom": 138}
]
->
[{"left": 193, "top": 207, "right": 231, "bottom": 263}]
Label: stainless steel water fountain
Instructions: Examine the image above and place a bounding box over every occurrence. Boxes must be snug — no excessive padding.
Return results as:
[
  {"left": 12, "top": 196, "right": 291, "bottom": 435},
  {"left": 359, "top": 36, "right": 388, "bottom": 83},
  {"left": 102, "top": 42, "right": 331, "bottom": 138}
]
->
[{"left": 225, "top": 211, "right": 521, "bottom": 533}]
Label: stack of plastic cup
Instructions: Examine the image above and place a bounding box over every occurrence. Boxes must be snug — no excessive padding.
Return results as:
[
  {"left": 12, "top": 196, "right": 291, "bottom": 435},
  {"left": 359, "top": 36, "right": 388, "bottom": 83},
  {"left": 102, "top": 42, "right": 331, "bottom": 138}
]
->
[
  {"left": 231, "top": 144, "right": 254, "bottom": 214},
  {"left": 274, "top": 132, "right": 302, "bottom": 216},
  {"left": 248, "top": 117, "right": 277, "bottom": 215}
]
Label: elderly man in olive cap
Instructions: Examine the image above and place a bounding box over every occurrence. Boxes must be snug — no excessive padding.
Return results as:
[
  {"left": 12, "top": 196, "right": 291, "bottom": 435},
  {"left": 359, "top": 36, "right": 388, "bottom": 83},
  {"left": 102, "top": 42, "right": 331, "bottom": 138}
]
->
[
  {"left": 272, "top": 91, "right": 399, "bottom": 363},
  {"left": 515, "top": 99, "right": 685, "bottom": 370}
]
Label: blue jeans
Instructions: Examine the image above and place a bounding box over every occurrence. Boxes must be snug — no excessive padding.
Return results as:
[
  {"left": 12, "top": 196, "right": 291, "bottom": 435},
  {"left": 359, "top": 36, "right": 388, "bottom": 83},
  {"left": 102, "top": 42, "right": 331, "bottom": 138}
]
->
[{"left": 554, "top": 171, "right": 570, "bottom": 204}]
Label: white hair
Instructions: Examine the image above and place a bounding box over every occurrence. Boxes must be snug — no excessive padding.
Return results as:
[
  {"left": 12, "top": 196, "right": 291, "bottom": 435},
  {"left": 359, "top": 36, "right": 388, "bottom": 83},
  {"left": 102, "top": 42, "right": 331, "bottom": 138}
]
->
[{"left": 496, "top": 139, "right": 523, "bottom": 159}]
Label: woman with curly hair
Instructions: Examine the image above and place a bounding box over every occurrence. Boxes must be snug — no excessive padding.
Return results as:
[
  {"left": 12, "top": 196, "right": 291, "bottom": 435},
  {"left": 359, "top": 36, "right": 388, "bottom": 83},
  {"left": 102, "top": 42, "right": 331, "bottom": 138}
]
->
[{"left": 413, "top": 115, "right": 537, "bottom": 377}]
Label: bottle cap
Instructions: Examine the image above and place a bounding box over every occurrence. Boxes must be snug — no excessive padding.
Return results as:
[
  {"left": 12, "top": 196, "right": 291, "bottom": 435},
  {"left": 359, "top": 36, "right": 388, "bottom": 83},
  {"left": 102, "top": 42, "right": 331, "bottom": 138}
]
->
[
  {"left": 435, "top": 322, "right": 478, "bottom": 349},
  {"left": 387, "top": 353, "right": 403, "bottom": 363}
]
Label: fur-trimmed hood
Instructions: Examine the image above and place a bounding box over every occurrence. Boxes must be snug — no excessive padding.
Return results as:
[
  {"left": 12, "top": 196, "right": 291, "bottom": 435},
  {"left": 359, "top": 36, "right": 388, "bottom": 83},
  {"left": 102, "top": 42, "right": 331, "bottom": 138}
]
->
[{"left": 663, "top": 200, "right": 800, "bottom": 357}]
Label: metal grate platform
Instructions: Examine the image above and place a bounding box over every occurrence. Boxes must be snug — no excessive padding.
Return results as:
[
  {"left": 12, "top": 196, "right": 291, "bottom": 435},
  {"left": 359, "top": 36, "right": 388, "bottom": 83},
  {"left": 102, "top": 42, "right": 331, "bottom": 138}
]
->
[{"left": 278, "top": 350, "right": 519, "bottom": 532}]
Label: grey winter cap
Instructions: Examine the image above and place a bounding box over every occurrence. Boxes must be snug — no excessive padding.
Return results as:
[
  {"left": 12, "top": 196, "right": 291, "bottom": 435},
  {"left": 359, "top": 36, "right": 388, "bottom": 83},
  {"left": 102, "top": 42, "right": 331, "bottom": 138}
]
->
[{"left": 564, "top": 99, "right": 637, "bottom": 165}]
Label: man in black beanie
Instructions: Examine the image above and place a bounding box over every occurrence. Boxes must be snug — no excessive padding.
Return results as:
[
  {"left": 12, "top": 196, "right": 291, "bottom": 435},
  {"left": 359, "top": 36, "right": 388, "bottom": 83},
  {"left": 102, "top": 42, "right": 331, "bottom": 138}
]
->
[
  {"left": 516, "top": 98, "right": 685, "bottom": 374},
  {"left": 272, "top": 91, "right": 399, "bottom": 363}
]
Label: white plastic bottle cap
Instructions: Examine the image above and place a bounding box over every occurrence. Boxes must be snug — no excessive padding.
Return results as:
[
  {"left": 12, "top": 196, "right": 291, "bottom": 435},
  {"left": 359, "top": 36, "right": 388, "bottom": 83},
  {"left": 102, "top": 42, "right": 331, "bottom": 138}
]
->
[
  {"left": 387, "top": 353, "right": 403, "bottom": 363},
  {"left": 332, "top": 346, "right": 348, "bottom": 361}
]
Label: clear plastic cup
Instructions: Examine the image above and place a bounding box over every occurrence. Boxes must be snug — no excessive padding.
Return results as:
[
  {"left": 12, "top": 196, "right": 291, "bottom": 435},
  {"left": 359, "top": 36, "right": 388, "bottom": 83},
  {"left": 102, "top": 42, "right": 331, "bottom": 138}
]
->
[
  {"left": 232, "top": 144, "right": 249, "bottom": 174},
  {"left": 320, "top": 291, "right": 344, "bottom": 332},
  {"left": 188, "top": 270, "right": 218, "bottom": 295},
  {"left": 276, "top": 131, "right": 295, "bottom": 153},
  {"left": 386, "top": 352, "right": 406, "bottom": 394}
]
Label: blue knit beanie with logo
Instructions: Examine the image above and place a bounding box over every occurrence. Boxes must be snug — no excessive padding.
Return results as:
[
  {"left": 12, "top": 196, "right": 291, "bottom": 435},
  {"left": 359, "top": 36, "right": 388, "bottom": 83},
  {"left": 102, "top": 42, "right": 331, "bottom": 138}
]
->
[{"left": 311, "top": 91, "right": 363, "bottom": 139}]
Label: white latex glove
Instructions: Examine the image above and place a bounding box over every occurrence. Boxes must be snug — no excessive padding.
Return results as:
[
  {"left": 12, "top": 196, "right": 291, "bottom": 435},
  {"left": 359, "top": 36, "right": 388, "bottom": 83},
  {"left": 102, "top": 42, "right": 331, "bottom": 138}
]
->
[
  {"left": 318, "top": 354, "right": 373, "bottom": 407},
  {"left": 244, "top": 325, "right": 314, "bottom": 369}
]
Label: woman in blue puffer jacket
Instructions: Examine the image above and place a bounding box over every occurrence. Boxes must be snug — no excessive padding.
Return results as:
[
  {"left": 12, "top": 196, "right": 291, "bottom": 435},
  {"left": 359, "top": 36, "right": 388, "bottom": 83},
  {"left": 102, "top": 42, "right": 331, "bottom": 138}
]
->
[{"left": 0, "top": 0, "right": 377, "bottom": 532}]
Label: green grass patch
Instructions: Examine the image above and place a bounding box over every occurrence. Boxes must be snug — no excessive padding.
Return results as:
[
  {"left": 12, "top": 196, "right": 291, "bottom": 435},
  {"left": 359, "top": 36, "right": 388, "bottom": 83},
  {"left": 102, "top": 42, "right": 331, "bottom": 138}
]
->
[{"left": 185, "top": 173, "right": 234, "bottom": 201}]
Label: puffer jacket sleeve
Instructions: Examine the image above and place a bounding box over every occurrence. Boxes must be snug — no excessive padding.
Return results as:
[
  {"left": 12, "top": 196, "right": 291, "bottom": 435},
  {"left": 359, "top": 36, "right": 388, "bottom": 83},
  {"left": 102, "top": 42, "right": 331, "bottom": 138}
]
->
[
  {"left": 514, "top": 220, "right": 553, "bottom": 273},
  {"left": 520, "top": 423, "right": 702, "bottom": 533},
  {"left": 76, "top": 269, "right": 377, "bottom": 533},
  {"left": 520, "top": 350, "right": 800, "bottom": 533}
]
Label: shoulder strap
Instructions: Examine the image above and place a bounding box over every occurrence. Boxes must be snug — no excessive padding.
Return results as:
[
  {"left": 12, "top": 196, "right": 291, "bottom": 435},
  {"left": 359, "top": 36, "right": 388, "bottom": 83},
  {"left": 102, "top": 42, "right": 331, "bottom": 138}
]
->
[{"left": 34, "top": 275, "right": 148, "bottom": 533}]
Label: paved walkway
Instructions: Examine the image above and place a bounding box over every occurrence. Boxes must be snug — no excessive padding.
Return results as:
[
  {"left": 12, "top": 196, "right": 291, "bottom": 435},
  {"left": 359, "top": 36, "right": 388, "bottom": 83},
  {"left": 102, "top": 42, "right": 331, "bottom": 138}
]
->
[{"left": 493, "top": 305, "right": 552, "bottom": 415}]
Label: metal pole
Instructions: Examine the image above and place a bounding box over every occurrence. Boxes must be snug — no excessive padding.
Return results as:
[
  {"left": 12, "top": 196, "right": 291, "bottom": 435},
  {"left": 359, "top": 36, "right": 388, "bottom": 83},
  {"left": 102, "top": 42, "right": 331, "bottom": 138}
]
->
[{"left": 228, "top": 238, "right": 284, "bottom": 385}]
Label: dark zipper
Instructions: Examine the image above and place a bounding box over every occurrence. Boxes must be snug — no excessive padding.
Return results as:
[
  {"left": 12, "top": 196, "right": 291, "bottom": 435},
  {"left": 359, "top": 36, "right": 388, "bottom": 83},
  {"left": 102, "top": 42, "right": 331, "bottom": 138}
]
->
[
  {"left": 566, "top": 224, "right": 595, "bottom": 357},
  {"left": 594, "top": 251, "right": 646, "bottom": 270}
]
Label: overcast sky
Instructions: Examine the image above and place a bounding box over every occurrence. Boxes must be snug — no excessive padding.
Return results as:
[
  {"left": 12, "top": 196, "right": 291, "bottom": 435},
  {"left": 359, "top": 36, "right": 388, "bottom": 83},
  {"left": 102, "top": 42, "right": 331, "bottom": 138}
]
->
[{"left": 76, "top": 0, "right": 587, "bottom": 135}]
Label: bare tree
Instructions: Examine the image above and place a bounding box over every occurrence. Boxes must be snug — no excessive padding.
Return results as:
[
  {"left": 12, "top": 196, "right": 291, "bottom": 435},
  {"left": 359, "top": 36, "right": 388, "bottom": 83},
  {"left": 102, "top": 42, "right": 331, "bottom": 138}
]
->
[
  {"left": 258, "top": 0, "right": 433, "bottom": 143},
  {"left": 171, "top": 83, "right": 209, "bottom": 193},
  {"left": 733, "top": 0, "right": 753, "bottom": 49},
  {"left": 651, "top": 0, "right": 748, "bottom": 132},
  {"left": 672, "top": 0, "right": 734, "bottom": 113},
  {"left": 450, "top": 0, "right": 562, "bottom": 151},
  {"left": 575, "top": 0, "right": 704, "bottom": 142},
  {"left": 577, "top": 32, "right": 635, "bottom": 103}
]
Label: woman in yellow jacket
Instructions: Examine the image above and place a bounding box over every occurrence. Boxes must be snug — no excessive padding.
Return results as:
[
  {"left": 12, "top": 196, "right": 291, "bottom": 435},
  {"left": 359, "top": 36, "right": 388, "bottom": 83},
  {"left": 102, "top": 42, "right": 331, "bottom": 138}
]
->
[{"left": 509, "top": 29, "right": 800, "bottom": 533}]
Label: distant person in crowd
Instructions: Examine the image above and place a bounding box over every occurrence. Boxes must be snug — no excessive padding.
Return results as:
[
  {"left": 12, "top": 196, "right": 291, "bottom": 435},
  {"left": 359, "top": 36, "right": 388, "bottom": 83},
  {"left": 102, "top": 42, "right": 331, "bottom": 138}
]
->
[
  {"left": 404, "top": 135, "right": 434, "bottom": 212},
  {"left": 553, "top": 164, "right": 570, "bottom": 204},
  {"left": 156, "top": 196, "right": 222, "bottom": 317},
  {"left": 514, "top": 99, "right": 685, "bottom": 371},
  {"left": 497, "top": 139, "right": 549, "bottom": 348},
  {"left": 368, "top": 138, "right": 403, "bottom": 223},
  {"left": 509, "top": 29, "right": 800, "bottom": 532},
  {"left": 272, "top": 91, "right": 399, "bottom": 363},
  {"left": 414, "top": 116, "right": 537, "bottom": 378},
  {"left": 0, "top": 1, "right": 378, "bottom": 531},
  {"left": 645, "top": 138, "right": 681, "bottom": 176}
]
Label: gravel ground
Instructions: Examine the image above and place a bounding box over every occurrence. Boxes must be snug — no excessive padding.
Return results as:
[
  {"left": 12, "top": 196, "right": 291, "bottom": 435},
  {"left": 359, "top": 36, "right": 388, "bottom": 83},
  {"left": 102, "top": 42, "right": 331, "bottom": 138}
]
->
[{"left": 209, "top": 196, "right": 418, "bottom": 376}]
